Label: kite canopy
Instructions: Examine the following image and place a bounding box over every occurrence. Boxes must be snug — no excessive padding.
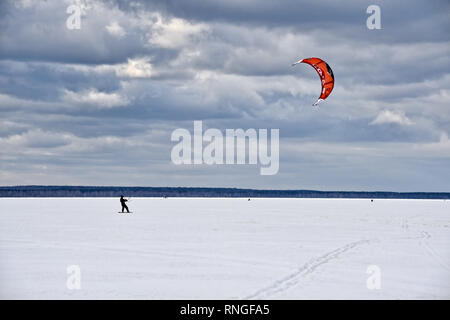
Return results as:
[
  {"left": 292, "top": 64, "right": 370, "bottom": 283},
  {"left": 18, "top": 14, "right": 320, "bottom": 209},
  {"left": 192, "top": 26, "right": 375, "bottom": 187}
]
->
[{"left": 292, "top": 57, "right": 334, "bottom": 106}]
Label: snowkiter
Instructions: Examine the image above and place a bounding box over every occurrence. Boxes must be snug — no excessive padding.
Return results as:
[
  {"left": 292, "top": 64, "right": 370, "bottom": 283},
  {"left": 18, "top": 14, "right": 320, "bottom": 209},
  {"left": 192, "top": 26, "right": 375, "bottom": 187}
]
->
[{"left": 120, "top": 195, "right": 130, "bottom": 213}]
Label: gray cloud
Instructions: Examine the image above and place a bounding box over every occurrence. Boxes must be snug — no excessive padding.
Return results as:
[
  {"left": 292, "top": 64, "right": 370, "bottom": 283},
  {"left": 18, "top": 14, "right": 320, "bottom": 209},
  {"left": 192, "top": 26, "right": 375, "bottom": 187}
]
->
[{"left": 0, "top": 0, "right": 449, "bottom": 190}]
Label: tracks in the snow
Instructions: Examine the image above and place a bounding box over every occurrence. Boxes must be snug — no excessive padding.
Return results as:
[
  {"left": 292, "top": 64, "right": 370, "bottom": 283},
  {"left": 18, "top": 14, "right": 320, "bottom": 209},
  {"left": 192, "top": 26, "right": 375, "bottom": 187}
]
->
[
  {"left": 244, "top": 239, "right": 372, "bottom": 300},
  {"left": 419, "top": 231, "right": 450, "bottom": 271}
]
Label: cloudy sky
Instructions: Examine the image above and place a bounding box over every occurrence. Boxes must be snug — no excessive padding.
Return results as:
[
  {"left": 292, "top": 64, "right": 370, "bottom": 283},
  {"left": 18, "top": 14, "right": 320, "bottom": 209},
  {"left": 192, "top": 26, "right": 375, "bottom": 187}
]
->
[{"left": 0, "top": 0, "right": 449, "bottom": 191}]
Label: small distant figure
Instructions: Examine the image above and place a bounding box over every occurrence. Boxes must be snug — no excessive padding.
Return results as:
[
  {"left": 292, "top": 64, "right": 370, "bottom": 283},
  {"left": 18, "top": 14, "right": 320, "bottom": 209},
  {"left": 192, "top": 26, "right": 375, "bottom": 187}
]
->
[
  {"left": 120, "top": 195, "right": 130, "bottom": 213},
  {"left": 248, "top": 198, "right": 251, "bottom": 201},
  {"left": 371, "top": 199, "right": 374, "bottom": 202}
]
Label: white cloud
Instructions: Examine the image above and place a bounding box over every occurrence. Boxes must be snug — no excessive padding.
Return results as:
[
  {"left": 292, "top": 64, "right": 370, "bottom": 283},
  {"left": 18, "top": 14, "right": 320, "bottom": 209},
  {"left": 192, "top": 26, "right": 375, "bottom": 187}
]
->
[
  {"left": 148, "top": 14, "right": 208, "bottom": 49},
  {"left": 68, "top": 57, "right": 154, "bottom": 78},
  {"left": 0, "top": 128, "right": 72, "bottom": 148},
  {"left": 63, "top": 88, "right": 129, "bottom": 108},
  {"left": 116, "top": 57, "right": 153, "bottom": 78},
  {"left": 106, "top": 21, "right": 126, "bottom": 38},
  {"left": 370, "top": 110, "right": 414, "bottom": 126},
  {"left": 0, "top": 93, "right": 61, "bottom": 111}
]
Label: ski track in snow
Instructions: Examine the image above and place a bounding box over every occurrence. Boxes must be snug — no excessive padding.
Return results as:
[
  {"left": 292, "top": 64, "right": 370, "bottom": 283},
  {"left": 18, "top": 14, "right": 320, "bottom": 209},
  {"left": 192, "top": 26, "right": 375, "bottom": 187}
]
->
[
  {"left": 419, "top": 231, "right": 450, "bottom": 271},
  {"left": 244, "top": 239, "right": 373, "bottom": 300},
  {"left": 397, "top": 215, "right": 449, "bottom": 271},
  {"left": 244, "top": 226, "right": 449, "bottom": 300}
]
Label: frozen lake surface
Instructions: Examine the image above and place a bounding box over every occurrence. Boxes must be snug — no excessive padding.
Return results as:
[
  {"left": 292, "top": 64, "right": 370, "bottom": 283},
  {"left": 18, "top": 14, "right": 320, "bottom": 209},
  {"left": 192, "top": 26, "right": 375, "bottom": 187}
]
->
[{"left": 0, "top": 198, "right": 449, "bottom": 299}]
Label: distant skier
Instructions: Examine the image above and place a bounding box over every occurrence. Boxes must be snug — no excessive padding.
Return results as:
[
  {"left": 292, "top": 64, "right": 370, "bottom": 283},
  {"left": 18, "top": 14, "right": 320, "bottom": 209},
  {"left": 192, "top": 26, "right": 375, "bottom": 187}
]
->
[{"left": 120, "top": 195, "right": 130, "bottom": 213}]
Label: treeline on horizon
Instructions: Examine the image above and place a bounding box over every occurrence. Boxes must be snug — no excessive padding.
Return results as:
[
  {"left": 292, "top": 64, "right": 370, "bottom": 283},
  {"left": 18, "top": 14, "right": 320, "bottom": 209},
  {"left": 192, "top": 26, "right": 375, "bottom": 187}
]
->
[{"left": 0, "top": 186, "right": 449, "bottom": 199}]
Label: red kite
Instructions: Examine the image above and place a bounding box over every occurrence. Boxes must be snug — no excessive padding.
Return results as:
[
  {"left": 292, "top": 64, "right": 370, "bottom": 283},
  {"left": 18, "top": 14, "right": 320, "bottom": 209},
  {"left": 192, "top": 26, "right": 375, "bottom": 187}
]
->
[{"left": 292, "top": 57, "right": 335, "bottom": 106}]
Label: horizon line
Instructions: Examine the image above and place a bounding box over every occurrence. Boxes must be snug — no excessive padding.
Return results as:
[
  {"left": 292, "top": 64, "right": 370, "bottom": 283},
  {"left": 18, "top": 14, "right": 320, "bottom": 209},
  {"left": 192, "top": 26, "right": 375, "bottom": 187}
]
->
[{"left": 1, "top": 185, "right": 449, "bottom": 194}]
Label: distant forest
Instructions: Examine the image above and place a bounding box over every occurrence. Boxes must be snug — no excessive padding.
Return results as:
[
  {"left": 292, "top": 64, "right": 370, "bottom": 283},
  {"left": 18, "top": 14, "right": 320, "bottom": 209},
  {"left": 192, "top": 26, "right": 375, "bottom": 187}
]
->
[{"left": 0, "top": 186, "right": 449, "bottom": 199}]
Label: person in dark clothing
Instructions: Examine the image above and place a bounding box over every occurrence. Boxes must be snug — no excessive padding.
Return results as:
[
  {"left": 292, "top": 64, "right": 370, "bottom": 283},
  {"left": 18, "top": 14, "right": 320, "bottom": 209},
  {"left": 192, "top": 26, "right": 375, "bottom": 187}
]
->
[{"left": 120, "top": 195, "right": 130, "bottom": 213}]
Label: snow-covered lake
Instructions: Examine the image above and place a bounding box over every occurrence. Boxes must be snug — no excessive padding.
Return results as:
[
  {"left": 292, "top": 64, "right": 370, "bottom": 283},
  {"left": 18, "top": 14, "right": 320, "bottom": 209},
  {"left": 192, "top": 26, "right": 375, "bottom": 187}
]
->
[{"left": 0, "top": 198, "right": 449, "bottom": 299}]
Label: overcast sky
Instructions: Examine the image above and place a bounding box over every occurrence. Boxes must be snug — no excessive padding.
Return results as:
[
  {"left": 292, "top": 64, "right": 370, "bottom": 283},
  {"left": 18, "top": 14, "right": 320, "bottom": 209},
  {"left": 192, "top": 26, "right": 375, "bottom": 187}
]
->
[{"left": 0, "top": 0, "right": 449, "bottom": 191}]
